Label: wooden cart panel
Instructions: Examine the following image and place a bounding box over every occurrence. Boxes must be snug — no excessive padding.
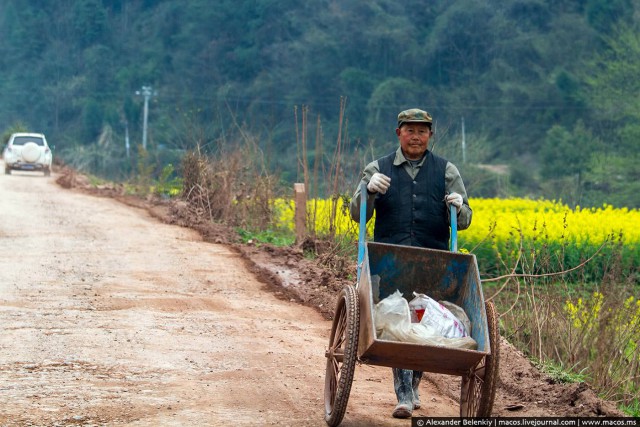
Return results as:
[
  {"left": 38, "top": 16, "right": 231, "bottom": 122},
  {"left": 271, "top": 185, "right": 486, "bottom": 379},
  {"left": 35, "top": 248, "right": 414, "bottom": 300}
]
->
[{"left": 357, "top": 242, "right": 490, "bottom": 376}]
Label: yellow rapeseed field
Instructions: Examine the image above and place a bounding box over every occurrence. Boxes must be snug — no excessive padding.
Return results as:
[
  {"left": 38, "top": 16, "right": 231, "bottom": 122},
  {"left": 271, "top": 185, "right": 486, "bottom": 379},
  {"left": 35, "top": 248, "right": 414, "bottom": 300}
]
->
[
  {"left": 466, "top": 198, "right": 640, "bottom": 248},
  {"left": 275, "top": 196, "right": 640, "bottom": 247},
  {"left": 274, "top": 196, "right": 640, "bottom": 279}
]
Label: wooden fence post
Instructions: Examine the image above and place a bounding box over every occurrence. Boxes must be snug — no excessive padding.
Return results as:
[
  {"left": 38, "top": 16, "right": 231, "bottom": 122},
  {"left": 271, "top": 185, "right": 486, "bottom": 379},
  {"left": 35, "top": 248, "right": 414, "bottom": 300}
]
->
[{"left": 294, "top": 183, "right": 306, "bottom": 243}]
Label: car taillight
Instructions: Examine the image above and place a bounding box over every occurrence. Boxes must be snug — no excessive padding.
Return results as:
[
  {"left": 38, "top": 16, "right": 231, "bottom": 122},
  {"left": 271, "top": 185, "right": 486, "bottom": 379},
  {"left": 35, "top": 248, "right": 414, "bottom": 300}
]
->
[
  {"left": 45, "top": 148, "right": 50, "bottom": 153},
  {"left": 6, "top": 147, "right": 11, "bottom": 153}
]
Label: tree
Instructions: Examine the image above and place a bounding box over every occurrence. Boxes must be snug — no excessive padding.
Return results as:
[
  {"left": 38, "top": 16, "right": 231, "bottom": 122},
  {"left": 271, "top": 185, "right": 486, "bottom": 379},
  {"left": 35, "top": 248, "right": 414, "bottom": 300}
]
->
[
  {"left": 367, "top": 77, "right": 421, "bottom": 127},
  {"left": 584, "top": 24, "right": 640, "bottom": 155},
  {"left": 539, "top": 121, "right": 600, "bottom": 205},
  {"left": 585, "top": 0, "right": 633, "bottom": 33},
  {"left": 540, "top": 121, "right": 596, "bottom": 180},
  {"left": 0, "top": 0, "right": 639, "bottom": 208},
  {"left": 72, "top": 0, "right": 109, "bottom": 47}
]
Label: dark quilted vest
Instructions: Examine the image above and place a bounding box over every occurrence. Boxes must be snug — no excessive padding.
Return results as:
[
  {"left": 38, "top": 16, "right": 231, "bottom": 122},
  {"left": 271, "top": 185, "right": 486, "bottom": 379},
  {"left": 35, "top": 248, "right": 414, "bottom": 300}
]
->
[{"left": 374, "top": 151, "right": 449, "bottom": 249}]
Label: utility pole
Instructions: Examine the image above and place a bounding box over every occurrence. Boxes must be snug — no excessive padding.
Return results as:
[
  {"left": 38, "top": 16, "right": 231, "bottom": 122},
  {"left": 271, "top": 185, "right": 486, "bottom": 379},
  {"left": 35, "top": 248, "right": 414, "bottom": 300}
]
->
[
  {"left": 136, "top": 85, "right": 156, "bottom": 150},
  {"left": 461, "top": 116, "right": 467, "bottom": 164},
  {"left": 124, "top": 120, "right": 130, "bottom": 158}
]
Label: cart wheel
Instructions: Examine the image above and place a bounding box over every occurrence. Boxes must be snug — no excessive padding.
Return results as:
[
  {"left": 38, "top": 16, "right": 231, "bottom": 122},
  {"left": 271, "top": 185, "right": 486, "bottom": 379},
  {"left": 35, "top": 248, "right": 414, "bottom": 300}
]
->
[
  {"left": 324, "top": 285, "right": 360, "bottom": 427},
  {"left": 460, "top": 300, "right": 500, "bottom": 417}
]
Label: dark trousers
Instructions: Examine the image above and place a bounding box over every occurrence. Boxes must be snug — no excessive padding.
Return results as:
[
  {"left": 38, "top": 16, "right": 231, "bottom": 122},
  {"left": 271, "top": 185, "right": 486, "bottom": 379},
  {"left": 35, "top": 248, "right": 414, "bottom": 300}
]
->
[{"left": 392, "top": 368, "right": 422, "bottom": 406}]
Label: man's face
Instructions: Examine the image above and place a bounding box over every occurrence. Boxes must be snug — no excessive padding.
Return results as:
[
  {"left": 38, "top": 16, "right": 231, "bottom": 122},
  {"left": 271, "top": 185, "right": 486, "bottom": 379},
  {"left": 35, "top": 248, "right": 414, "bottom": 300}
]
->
[{"left": 396, "top": 123, "right": 432, "bottom": 160}]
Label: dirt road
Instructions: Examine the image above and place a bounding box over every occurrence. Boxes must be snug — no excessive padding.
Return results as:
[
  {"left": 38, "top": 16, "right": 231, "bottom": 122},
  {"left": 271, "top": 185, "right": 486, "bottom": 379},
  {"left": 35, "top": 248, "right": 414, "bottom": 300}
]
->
[
  {"left": 0, "top": 164, "right": 460, "bottom": 426},
  {"left": 2, "top": 162, "right": 625, "bottom": 426}
]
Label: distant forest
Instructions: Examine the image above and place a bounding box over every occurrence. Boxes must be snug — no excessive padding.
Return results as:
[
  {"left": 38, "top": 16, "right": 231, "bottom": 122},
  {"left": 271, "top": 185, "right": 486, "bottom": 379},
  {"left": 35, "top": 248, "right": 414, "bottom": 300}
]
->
[{"left": 1, "top": 0, "right": 639, "bottom": 207}]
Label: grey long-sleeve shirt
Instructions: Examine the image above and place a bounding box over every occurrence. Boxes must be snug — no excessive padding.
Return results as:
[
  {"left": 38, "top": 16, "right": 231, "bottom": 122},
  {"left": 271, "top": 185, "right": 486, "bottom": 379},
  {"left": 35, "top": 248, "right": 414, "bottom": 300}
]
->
[{"left": 349, "top": 147, "right": 472, "bottom": 230}]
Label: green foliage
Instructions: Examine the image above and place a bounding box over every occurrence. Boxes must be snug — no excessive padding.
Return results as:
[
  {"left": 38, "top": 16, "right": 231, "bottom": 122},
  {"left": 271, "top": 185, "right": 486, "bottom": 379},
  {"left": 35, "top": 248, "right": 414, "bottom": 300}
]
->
[
  {"left": 367, "top": 78, "right": 420, "bottom": 126},
  {"left": 72, "top": 0, "right": 108, "bottom": 47},
  {"left": 134, "top": 145, "right": 154, "bottom": 196},
  {"left": 458, "top": 165, "right": 508, "bottom": 198},
  {"left": 81, "top": 99, "right": 104, "bottom": 143},
  {"left": 508, "top": 157, "right": 541, "bottom": 197},
  {"left": 584, "top": 23, "right": 640, "bottom": 158},
  {"left": 532, "top": 358, "right": 588, "bottom": 384},
  {"left": 153, "top": 163, "right": 182, "bottom": 197},
  {"left": 538, "top": 121, "right": 609, "bottom": 207},
  {"left": 620, "top": 398, "right": 640, "bottom": 417},
  {"left": 236, "top": 228, "right": 295, "bottom": 247},
  {"left": 585, "top": 0, "right": 633, "bottom": 33},
  {"left": 0, "top": 0, "right": 639, "bottom": 207},
  {"left": 1, "top": 122, "right": 29, "bottom": 151},
  {"left": 583, "top": 153, "right": 640, "bottom": 208}
]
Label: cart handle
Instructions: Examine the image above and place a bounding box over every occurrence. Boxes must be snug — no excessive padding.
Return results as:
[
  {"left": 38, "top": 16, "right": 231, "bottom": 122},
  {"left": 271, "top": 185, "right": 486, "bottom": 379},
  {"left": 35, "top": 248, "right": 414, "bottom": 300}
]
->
[
  {"left": 357, "top": 184, "right": 459, "bottom": 281},
  {"left": 357, "top": 182, "right": 367, "bottom": 283},
  {"left": 450, "top": 204, "right": 458, "bottom": 253}
]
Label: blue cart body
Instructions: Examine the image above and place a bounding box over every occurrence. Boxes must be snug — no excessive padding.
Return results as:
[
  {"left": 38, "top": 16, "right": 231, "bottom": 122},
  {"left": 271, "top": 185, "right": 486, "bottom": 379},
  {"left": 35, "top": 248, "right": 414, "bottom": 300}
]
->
[
  {"left": 355, "top": 184, "right": 490, "bottom": 375},
  {"left": 356, "top": 242, "right": 490, "bottom": 375}
]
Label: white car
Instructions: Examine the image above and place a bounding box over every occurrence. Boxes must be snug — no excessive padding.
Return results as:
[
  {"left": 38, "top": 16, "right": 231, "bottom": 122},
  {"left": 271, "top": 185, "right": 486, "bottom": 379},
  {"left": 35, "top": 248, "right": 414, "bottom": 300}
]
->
[{"left": 3, "top": 133, "right": 53, "bottom": 176}]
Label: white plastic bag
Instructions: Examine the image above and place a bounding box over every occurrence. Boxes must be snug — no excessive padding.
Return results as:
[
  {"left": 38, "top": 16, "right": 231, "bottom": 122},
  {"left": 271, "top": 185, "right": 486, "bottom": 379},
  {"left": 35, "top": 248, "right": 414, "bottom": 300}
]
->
[
  {"left": 409, "top": 292, "right": 469, "bottom": 338},
  {"left": 440, "top": 300, "right": 472, "bottom": 336},
  {"left": 408, "top": 293, "right": 427, "bottom": 323},
  {"left": 374, "top": 290, "right": 477, "bottom": 349},
  {"left": 374, "top": 290, "right": 410, "bottom": 341}
]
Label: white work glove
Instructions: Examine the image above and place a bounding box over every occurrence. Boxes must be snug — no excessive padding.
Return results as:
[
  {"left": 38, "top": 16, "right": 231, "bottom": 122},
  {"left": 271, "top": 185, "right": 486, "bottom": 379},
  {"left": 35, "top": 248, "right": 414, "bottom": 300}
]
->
[
  {"left": 367, "top": 173, "right": 391, "bottom": 194},
  {"left": 445, "top": 192, "right": 464, "bottom": 213}
]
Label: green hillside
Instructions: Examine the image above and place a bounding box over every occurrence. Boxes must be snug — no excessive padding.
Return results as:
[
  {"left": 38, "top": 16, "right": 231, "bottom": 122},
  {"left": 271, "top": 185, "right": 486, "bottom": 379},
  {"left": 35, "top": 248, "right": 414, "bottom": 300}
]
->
[{"left": 1, "top": 0, "right": 639, "bottom": 206}]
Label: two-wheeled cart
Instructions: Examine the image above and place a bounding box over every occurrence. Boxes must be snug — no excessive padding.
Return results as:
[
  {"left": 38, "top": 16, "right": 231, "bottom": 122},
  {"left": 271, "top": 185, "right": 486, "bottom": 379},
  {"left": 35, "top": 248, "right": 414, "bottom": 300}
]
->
[{"left": 324, "top": 184, "right": 500, "bottom": 426}]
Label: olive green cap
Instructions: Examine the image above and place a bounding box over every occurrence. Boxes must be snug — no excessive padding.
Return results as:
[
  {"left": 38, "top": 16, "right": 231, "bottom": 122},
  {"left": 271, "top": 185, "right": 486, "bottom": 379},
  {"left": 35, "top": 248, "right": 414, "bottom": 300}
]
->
[{"left": 397, "top": 108, "right": 433, "bottom": 127}]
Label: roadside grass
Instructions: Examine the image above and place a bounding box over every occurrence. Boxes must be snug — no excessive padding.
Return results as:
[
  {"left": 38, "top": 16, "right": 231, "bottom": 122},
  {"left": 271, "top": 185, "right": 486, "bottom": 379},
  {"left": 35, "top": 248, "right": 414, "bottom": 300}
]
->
[
  {"left": 237, "top": 228, "right": 295, "bottom": 247},
  {"left": 531, "top": 358, "right": 588, "bottom": 384},
  {"left": 152, "top": 164, "right": 182, "bottom": 198},
  {"left": 620, "top": 399, "right": 640, "bottom": 417},
  {"left": 70, "top": 153, "right": 182, "bottom": 199},
  {"left": 87, "top": 174, "right": 109, "bottom": 187},
  {"left": 484, "top": 275, "right": 638, "bottom": 415},
  {"left": 180, "top": 142, "right": 277, "bottom": 230}
]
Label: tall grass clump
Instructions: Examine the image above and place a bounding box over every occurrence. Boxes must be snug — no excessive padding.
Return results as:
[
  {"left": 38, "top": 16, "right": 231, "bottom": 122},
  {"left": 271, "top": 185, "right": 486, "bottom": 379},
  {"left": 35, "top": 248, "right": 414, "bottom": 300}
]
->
[
  {"left": 490, "top": 273, "right": 639, "bottom": 409},
  {"left": 180, "top": 137, "right": 279, "bottom": 231},
  {"left": 152, "top": 163, "right": 182, "bottom": 198},
  {"left": 291, "top": 99, "right": 365, "bottom": 270},
  {"left": 565, "top": 292, "right": 639, "bottom": 401}
]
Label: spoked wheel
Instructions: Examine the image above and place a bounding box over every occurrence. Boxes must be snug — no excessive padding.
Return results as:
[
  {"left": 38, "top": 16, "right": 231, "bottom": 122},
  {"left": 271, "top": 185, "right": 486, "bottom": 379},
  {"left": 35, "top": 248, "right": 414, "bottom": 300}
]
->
[
  {"left": 324, "top": 285, "right": 360, "bottom": 427},
  {"left": 460, "top": 300, "right": 500, "bottom": 417}
]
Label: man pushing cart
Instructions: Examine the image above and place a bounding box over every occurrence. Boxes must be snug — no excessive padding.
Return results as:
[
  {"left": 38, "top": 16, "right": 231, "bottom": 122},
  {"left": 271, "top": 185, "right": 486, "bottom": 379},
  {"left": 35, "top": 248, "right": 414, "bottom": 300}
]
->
[{"left": 322, "top": 108, "right": 499, "bottom": 425}]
